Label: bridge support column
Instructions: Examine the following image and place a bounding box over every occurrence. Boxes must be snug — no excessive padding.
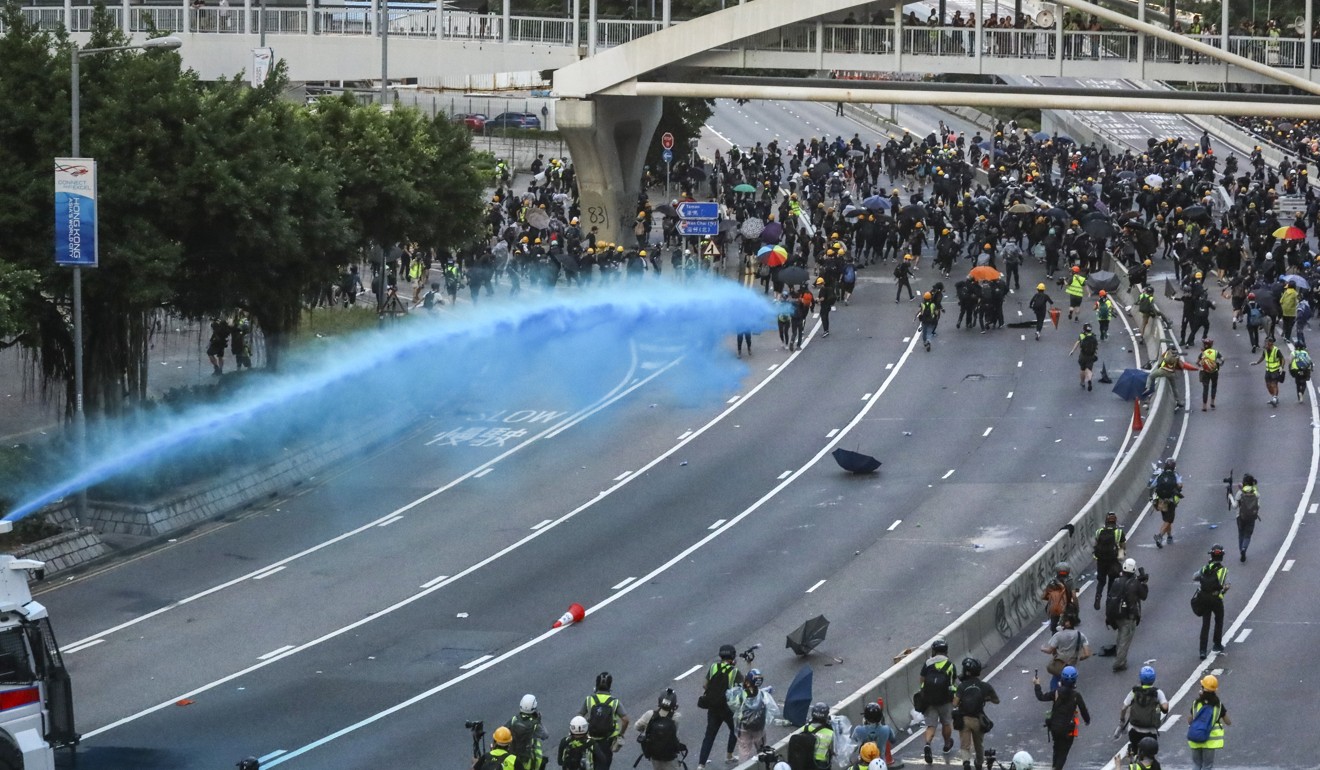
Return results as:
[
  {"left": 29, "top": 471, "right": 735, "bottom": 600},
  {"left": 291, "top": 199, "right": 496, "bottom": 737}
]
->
[
  {"left": 1137, "top": 0, "right": 1145, "bottom": 71},
  {"left": 1306, "top": 0, "right": 1313, "bottom": 70},
  {"left": 558, "top": 96, "right": 662, "bottom": 245}
]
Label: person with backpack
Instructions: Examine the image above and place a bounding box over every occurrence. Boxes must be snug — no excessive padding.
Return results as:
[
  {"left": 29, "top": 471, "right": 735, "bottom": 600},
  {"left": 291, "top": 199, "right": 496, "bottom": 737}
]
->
[
  {"left": 1232, "top": 473, "right": 1261, "bottom": 562},
  {"left": 849, "top": 703, "right": 894, "bottom": 768},
  {"left": 787, "top": 703, "right": 834, "bottom": 770},
  {"left": 580, "top": 672, "right": 630, "bottom": 770},
  {"left": 1033, "top": 666, "right": 1090, "bottom": 770},
  {"left": 1151, "top": 458, "right": 1183, "bottom": 549},
  {"left": 1040, "top": 562, "right": 1078, "bottom": 633},
  {"left": 1194, "top": 545, "right": 1230, "bottom": 660},
  {"left": 558, "top": 718, "right": 594, "bottom": 770},
  {"left": 953, "top": 657, "right": 999, "bottom": 770},
  {"left": 635, "top": 689, "right": 685, "bottom": 770},
  {"left": 918, "top": 291, "right": 940, "bottom": 352},
  {"left": 695, "top": 645, "right": 742, "bottom": 770},
  {"left": 1144, "top": 343, "right": 1188, "bottom": 411},
  {"left": 1119, "top": 666, "right": 1168, "bottom": 762},
  {"left": 1137, "top": 285, "right": 1162, "bottom": 339},
  {"left": 1092, "top": 512, "right": 1127, "bottom": 611},
  {"left": 729, "top": 668, "right": 779, "bottom": 761},
  {"left": 1040, "top": 612, "right": 1090, "bottom": 692},
  {"left": 1029, "top": 283, "right": 1053, "bottom": 341},
  {"left": 1251, "top": 336, "right": 1286, "bottom": 407},
  {"left": 1128, "top": 735, "right": 1161, "bottom": 770},
  {"left": 478, "top": 727, "right": 520, "bottom": 770},
  {"left": 1104, "top": 559, "right": 1149, "bottom": 673},
  {"left": 1186, "top": 675, "right": 1230, "bottom": 770},
  {"left": 1094, "top": 290, "right": 1116, "bottom": 340},
  {"left": 841, "top": 261, "right": 857, "bottom": 305},
  {"left": 1289, "top": 339, "right": 1312, "bottom": 403},
  {"left": 1068, "top": 323, "right": 1100, "bottom": 391},
  {"left": 507, "top": 694, "right": 549, "bottom": 770},
  {"left": 1243, "top": 291, "right": 1264, "bottom": 353},
  {"left": 895, "top": 254, "right": 916, "bottom": 302},
  {"left": 918, "top": 639, "right": 958, "bottom": 764},
  {"left": 1196, "top": 338, "right": 1223, "bottom": 411}
]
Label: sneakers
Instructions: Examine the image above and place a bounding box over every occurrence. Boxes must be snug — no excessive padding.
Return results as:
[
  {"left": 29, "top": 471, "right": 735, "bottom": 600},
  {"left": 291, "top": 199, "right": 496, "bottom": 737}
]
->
[
  {"left": 1087, "top": 381, "right": 1093, "bottom": 391},
  {"left": 1167, "top": 533, "right": 1174, "bottom": 544},
  {"left": 943, "top": 738, "right": 954, "bottom": 754},
  {"left": 1271, "top": 396, "right": 1279, "bottom": 407},
  {"left": 727, "top": 754, "right": 737, "bottom": 764},
  {"left": 1036, "top": 331, "right": 1041, "bottom": 340},
  {"left": 924, "top": 341, "right": 932, "bottom": 352},
  {"left": 924, "top": 744, "right": 933, "bottom": 765},
  {"left": 822, "top": 331, "right": 829, "bottom": 338},
  {"left": 1154, "top": 534, "right": 1163, "bottom": 549},
  {"left": 1212, "top": 645, "right": 1225, "bottom": 653},
  {"left": 1240, "top": 550, "right": 1247, "bottom": 562}
]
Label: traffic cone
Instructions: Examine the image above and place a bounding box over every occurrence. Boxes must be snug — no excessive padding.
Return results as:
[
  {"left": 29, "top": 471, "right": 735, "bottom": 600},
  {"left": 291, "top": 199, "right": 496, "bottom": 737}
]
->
[
  {"left": 1049, "top": 307, "right": 1061, "bottom": 328},
  {"left": 552, "top": 602, "right": 586, "bottom": 629},
  {"left": 1131, "top": 399, "right": 1144, "bottom": 432},
  {"left": 1099, "top": 362, "right": 1112, "bottom": 383}
]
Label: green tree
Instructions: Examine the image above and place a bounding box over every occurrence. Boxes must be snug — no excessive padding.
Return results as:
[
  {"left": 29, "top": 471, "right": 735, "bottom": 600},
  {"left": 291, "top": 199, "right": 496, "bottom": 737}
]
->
[{"left": 645, "top": 97, "right": 713, "bottom": 177}]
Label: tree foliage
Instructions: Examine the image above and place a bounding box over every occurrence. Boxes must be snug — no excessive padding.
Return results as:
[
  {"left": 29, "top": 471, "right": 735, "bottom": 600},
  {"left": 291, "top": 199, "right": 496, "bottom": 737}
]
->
[{"left": 645, "top": 97, "right": 713, "bottom": 172}]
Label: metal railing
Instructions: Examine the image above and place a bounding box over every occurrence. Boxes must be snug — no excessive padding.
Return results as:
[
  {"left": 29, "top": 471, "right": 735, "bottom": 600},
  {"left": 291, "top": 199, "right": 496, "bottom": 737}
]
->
[
  {"left": 596, "top": 19, "right": 662, "bottom": 49},
  {"left": 821, "top": 24, "right": 894, "bottom": 55}
]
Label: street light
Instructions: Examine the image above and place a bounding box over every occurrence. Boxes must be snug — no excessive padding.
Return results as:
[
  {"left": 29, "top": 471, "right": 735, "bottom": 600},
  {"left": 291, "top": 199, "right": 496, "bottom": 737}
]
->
[{"left": 66, "top": 35, "right": 182, "bottom": 520}]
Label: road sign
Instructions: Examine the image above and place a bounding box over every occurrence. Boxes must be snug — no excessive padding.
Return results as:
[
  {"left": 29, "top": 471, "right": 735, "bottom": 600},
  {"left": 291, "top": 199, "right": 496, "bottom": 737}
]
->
[
  {"left": 676, "top": 201, "right": 720, "bottom": 220},
  {"left": 54, "top": 158, "right": 98, "bottom": 267},
  {"left": 677, "top": 220, "right": 720, "bottom": 237},
  {"left": 660, "top": 132, "right": 675, "bottom": 150},
  {"left": 662, "top": 148, "right": 673, "bottom": 164}
]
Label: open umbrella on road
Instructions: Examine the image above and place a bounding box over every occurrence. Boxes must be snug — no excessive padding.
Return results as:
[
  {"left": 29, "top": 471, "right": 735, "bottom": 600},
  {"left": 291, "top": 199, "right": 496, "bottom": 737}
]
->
[
  {"left": 843, "top": 205, "right": 866, "bottom": 219},
  {"left": 740, "top": 217, "right": 764, "bottom": 238},
  {"left": 778, "top": 265, "right": 809, "bottom": 285},
  {"left": 525, "top": 208, "right": 551, "bottom": 229},
  {"left": 1117, "top": 170, "right": 1137, "bottom": 180},
  {"left": 1055, "top": 134, "right": 1076, "bottom": 145},
  {"left": 969, "top": 265, "right": 1002, "bottom": 282},
  {"left": 1087, "top": 270, "right": 1121, "bottom": 293},
  {"left": 1008, "top": 202, "right": 1034, "bottom": 214},
  {"left": 782, "top": 666, "right": 814, "bottom": 726},
  {"left": 758, "top": 245, "right": 788, "bottom": 267},
  {"left": 733, "top": 183, "right": 756, "bottom": 194},
  {"left": 1044, "top": 207, "right": 1070, "bottom": 223},
  {"left": 901, "top": 203, "right": 927, "bottom": 219},
  {"left": 832, "top": 448, "right": 881, "bottom": 474},
  {"left": 862, "top": 195, "right": 891, "bottom": 211},
  {"left": 1112, "top": 368, "right": 1151, "bottom": 401},
  {"left": 786, "top": 615, "right": 830, "bottom": 656},
  {"left": 653, "top": 203, "right": 677, "bottom": 218},
  {"left": 1273, "top": 225, "right": 1307, "bottom": 240},
  {"left": 1145, "top": 174, "right": 1164, "bottom": 189}
]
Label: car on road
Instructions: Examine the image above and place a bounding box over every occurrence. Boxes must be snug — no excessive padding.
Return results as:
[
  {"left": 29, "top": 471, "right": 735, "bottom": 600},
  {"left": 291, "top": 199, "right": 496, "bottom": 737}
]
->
[
  {"left": 485, "top": 112, "right": 542, "bottom": 131},
  {"left": 451, "top": 113, "right": 488, "bottom": 132}
]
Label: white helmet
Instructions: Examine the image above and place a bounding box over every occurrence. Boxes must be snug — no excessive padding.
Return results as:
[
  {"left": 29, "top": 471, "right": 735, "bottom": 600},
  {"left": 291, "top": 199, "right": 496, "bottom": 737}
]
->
[
  {"left": 520, "top": 694, "right": 538, "bottom": 713},
  {"left": 569, "top": 716, "right": 589, "bottom": 736},
  {"left": 1122, "top": 558, "right": 1137, "bottom": 574},
  {"left": 774, "top": 764, "right": 792, "bottom": 770},
  {"left": 1012, "top": 751, "right": 1034, "bottom": 770},
  {"left": 868, "top": 760, "right": 888, "bottom": 770}
]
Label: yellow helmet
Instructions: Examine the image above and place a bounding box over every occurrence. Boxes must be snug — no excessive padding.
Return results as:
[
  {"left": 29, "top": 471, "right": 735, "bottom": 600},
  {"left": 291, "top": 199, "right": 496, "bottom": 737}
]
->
[
  {"left": 1200, "top": 675, "right": 1218, "bottom": 692},
  {"left": 904, "top": 254, "right": 914, "bottom": 261},
  {"left": 639, "top": 249, "right": 647, "bottom": 257},
  {"left": 534, "top": 237, "right": 542, "bottom": 245},
  {"left": 860, "top": 744, "right": 881, "bottom": 763},
  {"left": 1036, "top": 283, "right": 1046, "bottom": 291},
  {"left": 616, "top": 246, "right": 624, "bottom": 253},
  {"left": 922, "top": 291, "right": 932, "bottom": 300},
  {"left": 494, "top": 727, "right": 514, "bottom": 745},
  {"left": 816, "top": 277, "right": 825, "bottom": 285}
]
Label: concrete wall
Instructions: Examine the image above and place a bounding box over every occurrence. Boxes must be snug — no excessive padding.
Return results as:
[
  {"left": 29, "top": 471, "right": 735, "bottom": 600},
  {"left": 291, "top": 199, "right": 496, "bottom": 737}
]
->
[{"left": 15, "top": 527, "right": 109, "bottom": 575}]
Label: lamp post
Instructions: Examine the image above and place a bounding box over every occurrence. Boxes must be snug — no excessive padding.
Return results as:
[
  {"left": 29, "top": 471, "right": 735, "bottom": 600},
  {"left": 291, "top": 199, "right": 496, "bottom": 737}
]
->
[{"left": 67, "top": 35, "right": 181, "bottom": 520}]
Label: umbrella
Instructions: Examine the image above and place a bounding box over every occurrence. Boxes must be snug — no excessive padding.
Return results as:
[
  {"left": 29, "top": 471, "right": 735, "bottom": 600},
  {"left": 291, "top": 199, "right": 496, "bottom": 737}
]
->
[
  {"left": 1082, "top": 219, "right": 1116, "bottom": 240},
  {"left": 847, "top": 148, "right": 865, "bottom": 158},
  {"left": 778, "top": 265, "right": 809, "bottom": 285},
  {"left": 654, "top": 203, "right": 677, "bottom": 218},
  {"left": 1278, "top": 121, "right": 1295, "bottom": 131},
  {"left": 686, "top": 167, "right": 708, "bottom": 182},
  {"left": 760, "top": 222, "right": 784, "bottom": 243},
  {"left": 1044, "top": 207, "right": 1070, "bottom": 223},
  {"left": 719, "top": 219, "right": 739, "bottom": 235},
  {"left": 901, "top": 203, "right": 927, "bottom": 219},
  {"left": 1282, "top": 274, "right": 1311, "bottom": 291},
  {"left": 782, "top": 666, "right": 814, "bottom": 727},
  {"left": 733, "top": 183, "right": 756, "bottom": 194},
  {"left": 1112, "top": 368, "right": 1151, "bottom": 401},
  {"left": 1273, "top": 225, "right": 1307, "bottom": 240},
  {"left": 758, "top": 246, "right": 787, "bottom": 268},
  {"left": 1032, "top": 130, "right": 1051, "bottom": 142},
  {"left": 1117, "top": 170, "right": 1136, "bottom": 180},
  {"left": 525, "top": 208, "right": 551, "bottom": 229},
  {"left": 1087, "top": 270, "right": 1120, "bottom": 293},
  {"left": 862, "top": 195, "right": 891, "bottom": 211},
  {"left": 1081, "top": 211, "right": 1109, "bottom": 223},
  {"left": 969, "top": 265, "right": 1001, "bottom": 282},
  {"left": 1055, "top": 134, "right": 1076, "bottom": 145},
  {"left": 786, "top": 615, "right": 830, "bottom": 656},
  {"left": 1183, "top": 205, "right": 1211, "bottom": 224},
  {"left": 832, "top": 448, "right": 881, "bottom": 474},
  {"left": 810, "top": 161, "right": 832, "bottom": 179},
  {"left": 1008, "top": 203, "right": 1034, "bottom": 214},
  {"left": 1145, "top": 174, "right": 1164, "bottom": 189},
  {"left": 1134, "top": 229, "right": 1158, "bottom": 254},
  {"left": 740, "top": 217, "right": 764, "bottom": 238},
  {"left": 843, "top": 205, "right": 866, "bottom": 219}
]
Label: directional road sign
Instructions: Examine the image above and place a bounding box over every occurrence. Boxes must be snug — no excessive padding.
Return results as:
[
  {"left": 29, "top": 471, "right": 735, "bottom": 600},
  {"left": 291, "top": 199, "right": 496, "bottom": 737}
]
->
[
  {"left": 677, "top": 219, "right": 720, "bottom": 236},
  {"left": 662, "top": 149, "right": 673, "bottom": 164},
  {"left": 675, "top": 201, "right": 720, "bottom": 220},
  {"left": 661, "top": 132, "right": 675, "bottom": 150}
]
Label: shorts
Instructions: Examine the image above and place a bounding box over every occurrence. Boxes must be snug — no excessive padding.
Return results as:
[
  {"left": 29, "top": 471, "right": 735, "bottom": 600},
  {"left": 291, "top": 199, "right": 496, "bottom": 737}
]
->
[
  {"left": 1069, "top": 295, "right": 1083, "bottom": 308},
  {"left": 206, "top": 342, "right": 226, "bottom": 357},
  {"left": 1267, "top": 370, "right": 1286, "bottom": 384},
  {"left": 1079, "top": 355, "right": 1097, "bottom": 370},
  {"left": 923, "top": 702, "right": 954, "bottom": 727},
  {"left": 1159, "top": 500, "right": 1178, "bottom": 524}
]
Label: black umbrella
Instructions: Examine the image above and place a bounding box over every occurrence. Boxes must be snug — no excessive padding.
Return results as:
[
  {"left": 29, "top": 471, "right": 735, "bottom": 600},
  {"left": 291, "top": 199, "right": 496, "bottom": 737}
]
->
[
  {"left": 1044, "top": 207, "right": 1070, "bottom": 223},
  {"left": 831, "top": 448, "right": 881, "bottom": 474},
  {"left": 810, "top": 161, "right": 832, "bottom": 180},
  {"left": 786, "top": 615, "right": 830, "bottom": 656},
  {"left": 1081, "top": 211, "right": 1109, "bottom": 223},
  {"left": 686, "top": 167, "right": 708, "bottom": 182},
  {"left": 901, "top": 203, "right": 927, "bottom": 219},
  {"left": 1117, "top": 170, "right": 1136, "bottom": 180},
  {"left": 779, "top": 266, "right": 809, "bottom": 285},
  {"left": 1082, "top": 219, "right": 1116, "bottom": 240},
  {"left": 1183, "top": 205, "right": 1211, "bottom": 224},
  {"left": 1134, "top": 229, "right": 1158, "bottom": 255},
  {"left": 1087, "top": 270, "right": 1120, "bottom": 293},
  {"left": 654, "top": 203, "right": 677, "bottom": 218}
]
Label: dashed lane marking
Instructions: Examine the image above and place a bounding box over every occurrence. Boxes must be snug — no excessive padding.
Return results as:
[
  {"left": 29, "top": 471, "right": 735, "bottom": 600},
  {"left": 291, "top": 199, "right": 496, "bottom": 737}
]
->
[
  {"left": 888, "top": 519, "right": 902, "bottom": 531},
  {"left": 611, "top": 577, "right": 636, "bottom": 590},
  {"left": 259, "top": 645, "right": 295, "bottom": 661}
]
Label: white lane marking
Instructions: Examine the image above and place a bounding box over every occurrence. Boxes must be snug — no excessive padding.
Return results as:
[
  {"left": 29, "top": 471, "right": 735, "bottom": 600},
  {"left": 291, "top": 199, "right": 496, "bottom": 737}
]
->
[
  {"left": 1235, "top": 628, "right": 1252, "bottom": 643},
  {"left": 863, "top": 393, "right": 873, "bottom": 399},
  {"left": 982, "top": 427, "right": 993, "bottom": 437},
  {"left": 888, "top": 519, "right": 902, "bottom": 531},
  {"left": 88, "top": 322, "right": 827, "bottom": 743},
  {"left": 611, "top": 577, "right": 637, "bottom": 590},
  {"left": 674, "top": 664, "right": 703, "bottom": 681},
  {"left": 251, "top": 566, "right": 286, "bottom": 580},
  {"left": 826, "top": 429, "right": 840, "bottom": 438},
  {"left": 258, "top": 645, "right": 296, "bottom": 661},
  {"left": 777, "top": 470, "right": 793, "bottom": 479},
  {"left": 613, "top": 471, "right": 631, "bottom": 481},
  {"left": 709, "top": 519, "right": 726, "bottom": 529},
  {"left": 459, "top": 654, "right": 493, "bottom": 670},
  {"left": 806, "top": 579, "right": 827, "bottom": 593},
  {"left": 530, "top": 519, "right": 552, "bottom": 531},
  {"left": 377, "top": 516, "right": 403, "bottom": 527},
  {"left": 263, "top": 328, "right": 919, "bottom": 768},
  {"left": 767, "top": 364, "right": 778, "bottom": 371},
  {"left": 1006, "top": 391, "right": 1014, "bottom": 399},
  {"left": 903, "top": 336, "right": 911, "bottom": 342},
  {"left": 1283, "top": 559, "right": 1295, "bottom": 571},
  {"left": 942, "top": 469, "right": 956, "bottom": 479},
  {"left": 1020, "top": 334, "right": 1026, "bottom": 341},
  {"left": 727, "top": 396, "right": 739, "bottom": 403},
  {"left": 1017, "top": 360, "right": 1023, "bottom": 367},
  {"left": 678, "top": 430, "right": 693, "bottom": 439},
  {"left": 1159, "top": 714, "right": 1182, "bottom": 732},
  {"left": 473, "top": 468, "right": 494, "bottom": 478},
  {"left": 1311, "top": 503, "right": 1318, "bottom": 514},
  {"left": 62, "top": 639, "right": 105, "bottom": 655},
  {"left": 259, "top": 750, "right": 288, "bottom": 763},
  {"left": 885, "top": 363, "right": 894, "bottom": 370},
  {"left": 420, "top": 574, "right": 449, "bottom": 589},
  {"left": 58, "top": 350, "right": 653, "bottom": 651}
]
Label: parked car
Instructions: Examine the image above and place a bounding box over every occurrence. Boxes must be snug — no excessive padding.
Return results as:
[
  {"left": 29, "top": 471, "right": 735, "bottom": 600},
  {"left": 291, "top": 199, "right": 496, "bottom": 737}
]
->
[
  {"left": 485, "top": 112, "right": 542, "bottom": 131},
  {"left": 451, "top": 113, "right": 488, "bottom": 131}
]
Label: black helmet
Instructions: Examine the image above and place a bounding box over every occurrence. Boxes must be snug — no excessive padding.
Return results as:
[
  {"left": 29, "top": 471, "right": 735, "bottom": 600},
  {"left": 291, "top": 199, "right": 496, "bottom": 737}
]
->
[
  {"left": 810, "top": 702, "right": 830, "bottom": 722},
  {"left": 658, "top": 688, "right": 677, "bottom": 711},
  {"left": 862, "top": 702, "right": 883, "bottom": 723},
  {"left": 1163, "top": 458, "right": 1176, "bottom": 470},
  {"left": 719, "top": 644, "right": 736, "bottom": 660},
  {"left": 238, "top": 759, "right": 260, "bottom": 770},
  {"left": 932, "top": 638, "right": 949, "bottom": 654},
  {"left": 1209, "top": 544, "right": 1225, "bottom": 561},
  {"left": 1137, "top": 736, "right": 1159, "bottom": 758},
  {"left": 1105, "top": 511, "right": 1117, "bottom": 524},
  {"left": 961, "top": 657, "right": 982, "bottom": 678},
  {"left": 596, "top": 671, "right": 613, "bottom": 691}
]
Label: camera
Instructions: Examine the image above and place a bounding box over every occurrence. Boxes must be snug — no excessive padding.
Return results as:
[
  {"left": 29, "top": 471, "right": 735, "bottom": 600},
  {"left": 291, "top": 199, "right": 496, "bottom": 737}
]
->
[
  {"left": 466, "top": 720, "right": 484, "bottom": 733},
  {"left": 757, "top": 747, "right": 781, "bottom": 769},
  {"left": 984, "top": 749, "right": 997, "bottom": 765},
  {"left": 740, "top": 643, "right": 762, "bottom": 664}
]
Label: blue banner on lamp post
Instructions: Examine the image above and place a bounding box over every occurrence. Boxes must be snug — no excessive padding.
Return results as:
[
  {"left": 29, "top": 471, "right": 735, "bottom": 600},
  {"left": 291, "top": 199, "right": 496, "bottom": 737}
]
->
[{"left": 54, "top": 158, "right": 98, "bottom": 268}]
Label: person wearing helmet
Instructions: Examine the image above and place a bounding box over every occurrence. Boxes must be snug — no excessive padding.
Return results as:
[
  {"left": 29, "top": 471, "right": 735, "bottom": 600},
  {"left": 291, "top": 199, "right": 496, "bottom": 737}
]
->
[
  {"left": 895, "top": 254, "right": 916, "bottom": 303},
  {"left": 787, "top": 703, "right": 834, "bottom": 770},
  {"left": 1065, "top": 265, "right": 1087, "bottom": 321},
  {"left": 1068, "top": 323, "right": 1099, "bottom": 391},
  {"left": 1242, "top": 290, "right": 1264, "bottom": 353},
  {"left": 1040, "top": 612, "right": 1089, "bottom": 693},
  {"left": 1232, "top": 473, "right": 1261, "bottom": 562},
  {"left": 1129, "top": 735, "right": 1160, "bottom": 770},
  {"left": 1150, "top": 458, "right": 1183, "bottom": 548},
  {"left": 1119, "top": 667, "right": 1168, "bottom": 762},
  {"left": 918, "top": 291, "right": 940, "bottom": 352},
  {"left": 849, "top": 701, "right": 894, "bottom": 768},
  {"left": 1029, "top": 283, "right": 1054, "bottom": 341},
  {"left": 1092, "top": 512, "right": 1127, "bottom": 611},
  {"left": 1197, "top": 338, "right": 1223, "bottom": 411},
  {"left": 478, "top": 727, "right": 519, "bottom": 770},
  {"left": 507, "top": 695, "right": 549, "bottom": 770},
  {"left": 1136, "top": 284, "right": 1162, "bottom": 339},
  {"left": 1093, "top": 289, "right": 1116, "bottom": 341},
  {"left": 730, "top": 669, "right": 779, "bottom": 761},
  {"left": 953, "top": 657, "right": 999, "bottom": 770},
  {"left": 558, "top": 717, "right": 594, "bottom": 770},
  {"left": 1104, "top": 558, "right": 1148, "bottom": 672},
  {"left": 1187, "top": 675, "right": 1230, "bottom": 769},
  {"left": 1289, "top": 338, "right": 1312, "bottom": 403},
  {"left": 1040, "top": 561, "right": 1078, "bottom": 633},
  {"left": 635, "top": 689, "right": 685, "bottom": 770},
  {"left": 1194, "top": 546, "right": 1230, "bottom": 660},
  {"left": 1010, "top": 750, "right": 1033, "bottom": 770},
  {"left": 580, "top": 672, "right": 629, "bottom": 770},
  {"left": 817, "top": 276, "right": 837, "bottom": 338},
  {"left": 918, "top": 639, "right": 958, "bottom": 763},
  {"left": 696, "top": 646, "right": 742, "bottom": 770},
  {"left": 1034, "top": 665, "right": 1090, "bottom": 770},
  {"left": 237, "top": 759, "right": 260, "bottom": 770}
]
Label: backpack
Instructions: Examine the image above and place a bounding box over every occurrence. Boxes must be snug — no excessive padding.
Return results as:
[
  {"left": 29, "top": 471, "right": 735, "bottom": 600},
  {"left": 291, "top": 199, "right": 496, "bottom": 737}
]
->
[
  {"left": 787, "top": 729, "right": 820, "bottom": 770},
  {"left": 957, "top": 681, "right": 986, "bottom": 717},
  {"left": 739, "top": 692, "right": 768, "bottom": 732},
  {"left": 1238, "top": 490, "right": 1260, "bottom": 523},
  {"left": 1094, "top": 526, "right": 1120, "bottom": 561},
  {"left": 1187, "top": 702, "right": 1216, "bottom": 742},
  {"left": 507, "top": 715, "right": 539, "bottom": 767},
  {"left": 1105, "top": 577, "right": 1130, "bottom": 626},
  {"left": 1197, "top": 564, "right": 1223, "bottom": 596},
  {"left": 1154, "top": 470, "right": 1179, "bottom": 499},
  {"left": 1047, "top": 688, "right": 1079, "bottom": 734},
  {"left": 1247, "top": 303, "right": 1263, "bottom": 327},
  {"left": 1201, "top": 351, "right": 1220, "bottom": 373},
  {"left": 1128, "top": 686, "right": 1161, "bottom": 730},
  {"left": 1295, "top": 350, "right": 1313, "bottom": 373},
  {"left": 843, "top": 264, "right": 856, "bottom": 283},
  {"left": 701, "top": 662, "right": 736, "bottom": 710},
  {"left": 423, "top": 290, "right": 438, "bottom": 309},
  {"left": 922, "top": 661, "right": 954, "bottom": 705},
  {"left": 1080, "top": 334, "right": 1098, "bottom": 357},
  {"left": 639, "top": 714, "right": 682, "bottom": 761},
  {"left": 586, "top": 695, "right": 616, "bottom": 739},
  {"left": 893, "top": 264, "right": 904, "bottom": 278},
  {"left": 1096, "top": 299, "right": 1113, "bottom": 320},
  {"left": 1044, "top": 582, "right": 1071, "bottom": 616},
  {"left": 559, "top": 738, "right": 590, "bottom": 770},
  {"left": 483, "top": 749, "right": 515, "bottom": 770}
]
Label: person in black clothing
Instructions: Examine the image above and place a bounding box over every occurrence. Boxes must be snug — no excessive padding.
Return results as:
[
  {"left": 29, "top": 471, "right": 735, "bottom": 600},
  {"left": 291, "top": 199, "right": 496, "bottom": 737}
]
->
[
  {"left": 206, "top": 318, "right": 231, "bottom": 376},
  {"left": 696, "top": 645, "right": 742, "bottom": 770},
  {"left": 1029, "top": 283, "right": 1054, "bottom": 341},
  {"left": 1034, "top": 667, "right": 1090, "bottom": 770},
  {"left": 895, "top": 255, "right": 916, "bottom": 302}
]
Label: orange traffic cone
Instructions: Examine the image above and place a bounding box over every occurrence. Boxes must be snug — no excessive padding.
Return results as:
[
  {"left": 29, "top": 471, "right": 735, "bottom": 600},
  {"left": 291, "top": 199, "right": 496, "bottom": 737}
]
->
[
  {"left": 1049, "top": 307, "right": 1061, "bottom": 329},
  {"left": 552, "top": 602, "right": 586, "bottom": 629},
  {"left": 1131, "top": 399, "right": 1144, "bottom": 432}
]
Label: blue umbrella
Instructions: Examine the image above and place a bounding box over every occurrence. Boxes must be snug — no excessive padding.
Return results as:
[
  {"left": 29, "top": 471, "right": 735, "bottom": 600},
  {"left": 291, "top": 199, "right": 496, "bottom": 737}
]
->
[
  {"left": 862, "top": 195, "right": 891, "bottom": 211},
  {"left": 1032, "top": 130, "right": 1051, "bottom": 142},
  {"left": 1112, "top": 368, "right": 1151, "bottom": 401},
  {"left": 782, "top": 665, "right": 814, "bottom": 727},
  {"left": 1055, "top": 134, "right": 1077, "bottom": 145},
  {"left": 1282, "top": 274, "right": 1311, "bottom": 291},
  {"left": 978, "top": 141, "right": 993, "bottom": 151},
  {"left": 760, "top": 221, "right": 784, "bottom": 244}
]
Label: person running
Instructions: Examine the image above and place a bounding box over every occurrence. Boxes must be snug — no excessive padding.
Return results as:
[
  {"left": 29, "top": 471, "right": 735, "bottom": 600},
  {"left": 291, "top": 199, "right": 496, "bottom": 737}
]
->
[
  {"left": 1145, "top": 343, "right": 1187, "bottom": 410},
  {"left": 918, "top": 639, "right": 958, "bottom": 764},
  {"left": 1232, "top": 473, "right": 1260, "bottom": 562},
  {"left": 953, "top": 656, "right": 999, "bottom": 770},
  {"left": 1289, "top": 340, "right": 1312, "bottom": 403},
  {"left": 918, "top": 292, "right": 940, "bottom": 352},
  {"left": 1119, "top": 667, "right": 1168, "bottom": 762},
  {"left": 1151, "top": 458, "right": 1183, "bottom": 548},
  {"left": 1094, "top": 290, "right": 1116, "bottom": 340},
  {"left": 1194, "top": 545, "right": 1230, "bottom": 660},
  {"left": 1196, "top": 338, "right": 1222, "bottom": 411},
  {"left": 1187, "top": 675, "right": 1230, "bottom": 770},
  {"left": 1065, "top": 265, "right": 1087, "bottom": 321},
  {"left": 1069, "top": 323, "right": 1099, "bottom": 391},
  {"left": 557, "top": 718, "right": 594, "bottom": 770},
  {"left": 895, "top": 254, "right": 916, "bottom": 302},
  {"left": 1033, "top": 666, "right": 1090, "bottom": 770},
  {"left": 1040, "top": 612, "right": 1090, "bottom": 692},
  {"left": 695, "top": 645, "right": 741, "bottom": 770},
  {"left": 1092, "top": 512, "right": 1127, "bottom": 611},
  {"left": 1251, "top": 336, "right": 1286, "bottom": 407},
  {"left": 1029, "top": 283, "right": 1054, "bottom": 341},
  {"left": 1104, "top": 558, "right": 1148, "bottom": 672},
  {"left": 580, "top": 672, "right": 629, "bottom": 770}
]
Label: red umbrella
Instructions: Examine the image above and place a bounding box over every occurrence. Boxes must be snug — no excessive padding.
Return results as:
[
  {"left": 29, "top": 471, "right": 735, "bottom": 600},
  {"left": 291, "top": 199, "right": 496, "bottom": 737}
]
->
[{"left": 1273, "top": 225, "right": 1306, "bottom": 240}]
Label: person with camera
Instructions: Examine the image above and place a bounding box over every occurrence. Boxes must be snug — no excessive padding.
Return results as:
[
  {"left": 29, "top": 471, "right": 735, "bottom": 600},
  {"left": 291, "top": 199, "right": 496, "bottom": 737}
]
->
[
  {"left": 476, "top": 726, "right": 520, "bottom": 770},
  {"left": 581, "top": 672, "right": 630, "bottom": 770},
  {"left": 1091, "top": 512, "right": 1127, "bottom": 611},
  {"left": 1192, "top": 546, "right": 1230, "bottom": 660},
  {"left": 1033, "top": 666, "right": 1090, "bottom": 770},
  {"left": 1104, "top": 559, "right": 1149, "bottom": 673},
  {"left": 953, "top": 657, "right": 999, "bottom": 770},
  {"left": 635, "top": 689, "right": 686, "bottom": 770},
  {"left": 507, "top": 694, "right": 549, "bottom": 770},
  {"left": 695, "top": 644, "right": 743, "bottom": 770}
]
